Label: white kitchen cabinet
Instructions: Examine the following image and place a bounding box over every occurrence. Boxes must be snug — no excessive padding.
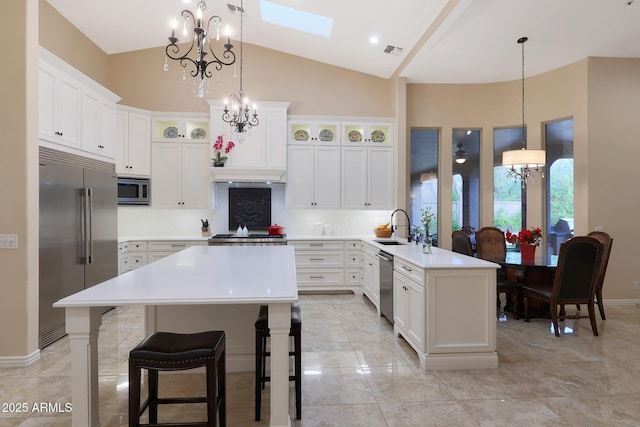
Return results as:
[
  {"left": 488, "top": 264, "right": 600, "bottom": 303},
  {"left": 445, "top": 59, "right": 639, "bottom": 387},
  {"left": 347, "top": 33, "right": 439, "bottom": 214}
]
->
[
  {"left": 119, "top": 241, "right": 148, "bottom": 274},
  {"left": 39, "top": 49, "right": 122, "bottom": 160},
  {"left": 116, "top": 107, "right": 151, "bottom": 176},
  {"left": 343, "top": 122, "right": 393, "bottom": 145},
  {"left": 289, "top": 120, "right": 340, "bottom": 144},
  {"left": 151, "top": 142, "right": 211, "bottom": 208},
  {"left": 152, "top": 115, "right": 209, "bottom": 142},
  {"left": 81, "top": 88, "right": 117, "bottom": 157},
  {"left": 289, "top": 240, "right": 358, "bottom": 291},
  {"left": 361, "top": 242, "right": 380, "bottom": 310},
  {"left": 287, "top": 145, "right": 340, "bottom": 209},
  {"left": 39, "top": 59, "right": 82, "bottom": 148},
  {"left": 208, "top": 101, "right": 289, "bottom": 181},
  {"left": 341, "top": 146, "right": 393, "bottom": 209},
  {"left": 393, "top": 269, "right": 424, "bottom": 350}
]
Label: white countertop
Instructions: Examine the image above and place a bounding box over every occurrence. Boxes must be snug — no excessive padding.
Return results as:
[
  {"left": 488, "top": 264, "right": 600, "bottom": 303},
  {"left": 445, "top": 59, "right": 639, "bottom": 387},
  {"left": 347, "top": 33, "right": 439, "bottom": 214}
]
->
[
  {"left": 54, "top": 246, "right": 298, "bottom": 307},
  {"left": 117, "top": 234, "right": 499, "bottom": 271}
]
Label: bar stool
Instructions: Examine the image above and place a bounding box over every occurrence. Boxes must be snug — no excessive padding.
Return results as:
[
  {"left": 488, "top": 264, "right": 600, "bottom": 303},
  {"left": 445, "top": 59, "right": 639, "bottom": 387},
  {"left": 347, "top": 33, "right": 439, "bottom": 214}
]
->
[
  {"left": 129, "top": 331, "right": 226, "bottom": 427},
  {"left": 254, "top": 304, "right": 301, "bottom": 421}
]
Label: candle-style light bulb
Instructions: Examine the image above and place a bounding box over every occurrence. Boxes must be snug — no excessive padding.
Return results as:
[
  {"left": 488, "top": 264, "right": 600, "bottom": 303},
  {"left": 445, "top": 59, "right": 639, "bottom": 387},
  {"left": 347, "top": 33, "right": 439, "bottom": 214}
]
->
[{"left": 171, "top": 18, "right": 177, "bottom": 38}]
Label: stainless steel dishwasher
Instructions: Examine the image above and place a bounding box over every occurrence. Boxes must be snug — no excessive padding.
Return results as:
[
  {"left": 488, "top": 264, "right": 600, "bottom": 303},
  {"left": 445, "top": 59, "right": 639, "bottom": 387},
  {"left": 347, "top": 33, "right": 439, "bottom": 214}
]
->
[{"left": 378, "top": 251, "right": 394, "bottom": 324}]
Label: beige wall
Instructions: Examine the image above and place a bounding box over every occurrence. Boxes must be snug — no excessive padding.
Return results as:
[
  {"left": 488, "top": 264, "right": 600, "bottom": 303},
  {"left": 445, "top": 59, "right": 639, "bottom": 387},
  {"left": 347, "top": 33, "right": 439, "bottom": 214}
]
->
[
  {"left": 107, "top": 43, "right": 395, "bottom": 117},
  {"left": 0, "top": 0, "right": 39, "bottom": 358},
  {"left": 39, "top": 0, "right": 109, "bottom": 87},
  {"left": 587, "top": 57, "right": 640, "bottom": 299}
]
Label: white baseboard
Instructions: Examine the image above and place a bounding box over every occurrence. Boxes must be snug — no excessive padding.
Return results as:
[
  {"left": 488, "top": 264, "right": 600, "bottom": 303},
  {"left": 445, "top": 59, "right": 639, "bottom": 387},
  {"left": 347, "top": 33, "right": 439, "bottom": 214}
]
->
[
  {"left": 0, "top": 350, "right": 40, "bottom": 368},
  {"left": 603, "top": 298, "right": 640, "bottom": 306}
]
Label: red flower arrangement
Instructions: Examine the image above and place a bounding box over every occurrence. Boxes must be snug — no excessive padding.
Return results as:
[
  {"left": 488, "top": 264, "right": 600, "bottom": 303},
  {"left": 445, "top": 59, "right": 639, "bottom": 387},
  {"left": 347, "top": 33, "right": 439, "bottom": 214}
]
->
[
  {"left": 212, "top": 135, "right": 235, "bottom": 164},
  {"left": 505, "top": 227, "right": 542, "bottom": 246}
]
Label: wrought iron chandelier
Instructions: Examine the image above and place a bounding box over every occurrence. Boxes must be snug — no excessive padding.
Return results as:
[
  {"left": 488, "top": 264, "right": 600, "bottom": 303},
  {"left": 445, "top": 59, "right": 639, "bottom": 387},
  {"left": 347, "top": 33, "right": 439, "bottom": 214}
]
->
[
  {"left": 502, "top": 36, "right": 545, "bottom": 185},
  {"left": 164, "top": 0, "right": 236, "bottom": 98},
  {"left": 222, "top": 0, "right": 259, "bottom": 133}
]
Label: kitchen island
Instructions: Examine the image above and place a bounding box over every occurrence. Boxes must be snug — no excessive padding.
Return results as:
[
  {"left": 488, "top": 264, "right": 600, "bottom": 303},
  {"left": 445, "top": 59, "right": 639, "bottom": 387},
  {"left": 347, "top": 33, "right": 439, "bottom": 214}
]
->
[
  {"left": 54, "top": 245, "right": 298, "bottom": 427},
  {"left": 375, "top": 243, "right": 500, "bottom": 370}
]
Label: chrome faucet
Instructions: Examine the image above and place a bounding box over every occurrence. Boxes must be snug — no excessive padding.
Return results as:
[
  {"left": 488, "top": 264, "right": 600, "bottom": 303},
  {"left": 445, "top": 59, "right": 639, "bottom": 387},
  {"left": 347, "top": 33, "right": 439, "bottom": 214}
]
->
[{"left": 390, "top": 209, "right": 412, "bottom": 242}]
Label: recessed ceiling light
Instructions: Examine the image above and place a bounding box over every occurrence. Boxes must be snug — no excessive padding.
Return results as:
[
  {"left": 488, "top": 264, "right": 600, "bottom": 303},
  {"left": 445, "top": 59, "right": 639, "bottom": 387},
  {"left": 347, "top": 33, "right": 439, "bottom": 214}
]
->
[
  {"left": 369, "top": 36, "right": 379, "bottom": 45},
  {"left": 259, "top": 0, "right": 333, "bottom": 38}
]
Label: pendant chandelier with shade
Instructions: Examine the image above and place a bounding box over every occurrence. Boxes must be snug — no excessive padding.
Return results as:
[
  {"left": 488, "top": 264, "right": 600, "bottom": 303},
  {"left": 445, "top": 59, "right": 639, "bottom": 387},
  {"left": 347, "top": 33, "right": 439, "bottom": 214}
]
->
[{"left": 502, "top": 36, "right": 545, "bottom": 184}]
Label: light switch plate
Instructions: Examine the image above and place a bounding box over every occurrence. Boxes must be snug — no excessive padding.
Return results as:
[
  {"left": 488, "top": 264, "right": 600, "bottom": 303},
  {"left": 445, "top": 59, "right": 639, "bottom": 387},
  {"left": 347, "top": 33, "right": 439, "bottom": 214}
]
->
[{"left": 0, "top": 234, "right": 18, "bottom": 249}]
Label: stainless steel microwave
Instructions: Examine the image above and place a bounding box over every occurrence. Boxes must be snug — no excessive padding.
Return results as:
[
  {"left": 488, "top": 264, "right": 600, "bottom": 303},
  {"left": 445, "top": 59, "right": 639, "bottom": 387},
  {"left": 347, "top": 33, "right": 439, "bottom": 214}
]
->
[{"left": 117, "top": 177, "right": 150, "bottom": 205}]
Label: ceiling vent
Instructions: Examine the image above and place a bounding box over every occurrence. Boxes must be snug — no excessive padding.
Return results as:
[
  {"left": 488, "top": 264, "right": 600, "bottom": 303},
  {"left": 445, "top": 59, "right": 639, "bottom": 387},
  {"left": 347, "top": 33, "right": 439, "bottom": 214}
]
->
[
  {"left": 227, "top": 3, "right": 245, "bottom": 14},
  {"left": 384, "top": 45, "right": 403, "bottom": 56}
]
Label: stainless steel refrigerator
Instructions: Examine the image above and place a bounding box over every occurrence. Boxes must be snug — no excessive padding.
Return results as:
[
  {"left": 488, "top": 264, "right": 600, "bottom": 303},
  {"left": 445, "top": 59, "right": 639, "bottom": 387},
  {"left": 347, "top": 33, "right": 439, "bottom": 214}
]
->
[{"left": 39, "top": 147, "right": 118, "bottom": 348}]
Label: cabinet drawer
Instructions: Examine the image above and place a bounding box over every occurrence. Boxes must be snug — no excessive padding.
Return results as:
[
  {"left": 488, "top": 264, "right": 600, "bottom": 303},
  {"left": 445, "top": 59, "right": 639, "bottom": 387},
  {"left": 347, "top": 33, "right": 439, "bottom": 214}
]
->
[
  {"left": 123, "top": 253, "right": 147, "bottom": 270},
  {"left": 289, "top": 240, "right": 344, "bottom": 251},
  {"left": 296, "top": 269, "right": 344, "bottom": 286},
  {"left": 344, "top": 251, "right": 361, "bottom": 267},
  {"left": 295, "top": 251, "right": 343, "bottom": 268},
  {"left": 394, "top": 257, "right": 424, "bottom": 285},
  {"left": 122, "top": 241, "right": 147, "bottom": 252},
  {"left": 345, "top": 268, "right": 361, "bottom": 285},
  {"left": 147, "top": 241, "right": 204, "bottom": 252},
  {"left": 344, "top": 240, "right": 361, "bottom": 250}
]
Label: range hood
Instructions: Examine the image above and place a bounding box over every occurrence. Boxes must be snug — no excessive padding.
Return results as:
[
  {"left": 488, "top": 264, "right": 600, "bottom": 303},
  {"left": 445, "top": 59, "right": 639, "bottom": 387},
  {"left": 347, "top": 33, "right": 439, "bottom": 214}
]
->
[{"left": 209, "top": 167, "right": 286, "bottom": 183}]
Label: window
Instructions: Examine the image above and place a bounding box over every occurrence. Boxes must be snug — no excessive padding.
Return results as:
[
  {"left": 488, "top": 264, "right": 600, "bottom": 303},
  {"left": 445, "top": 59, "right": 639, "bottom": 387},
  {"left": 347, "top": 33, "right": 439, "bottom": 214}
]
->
[
  {"left": 452, "top": 129, "right": 480, "bottom": 233},
  {"left": 493, "top": 127, "right": 525, "bottom": 232},
  {"left": 410, "top": 128, "right": 439, "bottom": 245},
  {"left": 545, "top": 118, "right": 574, "bottom": 255}
]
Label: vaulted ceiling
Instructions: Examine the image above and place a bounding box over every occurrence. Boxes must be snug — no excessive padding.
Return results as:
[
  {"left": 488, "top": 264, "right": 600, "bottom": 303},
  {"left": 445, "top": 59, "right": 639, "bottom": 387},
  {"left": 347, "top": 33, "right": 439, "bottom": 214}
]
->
[{"left": 47, "top": 0, "right": 640, "bottom": 83}]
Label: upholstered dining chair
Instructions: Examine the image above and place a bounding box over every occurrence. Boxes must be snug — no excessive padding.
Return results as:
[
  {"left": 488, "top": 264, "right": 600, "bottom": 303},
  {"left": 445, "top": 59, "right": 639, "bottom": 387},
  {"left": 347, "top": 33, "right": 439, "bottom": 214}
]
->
[
  {"left": 475, "top": 227, "right": 519, "bottom": 316},
  {"left": 522, "top": 236, "right": 604, "bottom": 337},
  {"left": 452, "top": 230, "right": 474, "bottom": 256},
  {"left": 586, "top": 231, "right": 613, "bottom": 320}
]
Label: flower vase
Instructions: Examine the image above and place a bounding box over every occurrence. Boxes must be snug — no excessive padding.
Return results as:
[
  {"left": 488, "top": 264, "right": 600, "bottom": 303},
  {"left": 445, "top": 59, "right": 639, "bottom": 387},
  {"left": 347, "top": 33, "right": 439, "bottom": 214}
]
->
[
  {"left": 422, "top": 233, "right": 432, "bottom": 254},
  {"left": 520, "top": 244, "right": 536, "bottom": 262},
  {"left": 213, "top": 161, "right": 225, "bottom": 167}
]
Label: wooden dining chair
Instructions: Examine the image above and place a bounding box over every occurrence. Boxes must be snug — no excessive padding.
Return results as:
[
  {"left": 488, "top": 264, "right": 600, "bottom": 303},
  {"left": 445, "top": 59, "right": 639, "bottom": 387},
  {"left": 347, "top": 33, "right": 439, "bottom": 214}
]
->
[
  {"left": 586, "top": 231, "right": 613, "bottom": 320},
  {"left": 522, "top": 236, "right": 604, "bottom": 337},
  {"left": 452, "top": 230, "right": 474, "bottom": 256},
  {"left": 475, "top": 227, "right": 519, "bottom": 316}
]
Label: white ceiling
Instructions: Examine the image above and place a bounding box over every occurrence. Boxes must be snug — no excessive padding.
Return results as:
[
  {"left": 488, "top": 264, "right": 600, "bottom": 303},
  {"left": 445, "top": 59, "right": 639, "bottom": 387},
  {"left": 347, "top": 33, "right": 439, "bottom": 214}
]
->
[{"left": 46, "top": 0, "right": 640, "bottom": 84}]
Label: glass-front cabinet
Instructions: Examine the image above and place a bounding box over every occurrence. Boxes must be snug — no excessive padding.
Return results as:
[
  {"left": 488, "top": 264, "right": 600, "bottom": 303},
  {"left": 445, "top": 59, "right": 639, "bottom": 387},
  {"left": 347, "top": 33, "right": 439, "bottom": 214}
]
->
[
  {"left": 289, "top": 120, "right": 340, "bottom": 144},
  {"left": 342, "top": 122, "right": 392, "bottom": 145},
  {"left": 152, "top": 116, "right": 210, "bottom": 142}
]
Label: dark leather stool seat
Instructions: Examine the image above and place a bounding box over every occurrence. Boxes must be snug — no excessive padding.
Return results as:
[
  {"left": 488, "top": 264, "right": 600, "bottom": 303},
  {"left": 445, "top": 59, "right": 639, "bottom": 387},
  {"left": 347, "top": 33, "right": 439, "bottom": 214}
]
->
[
  {"left": 255, "top": 304, "right": 301, "bottom": 421},
  {"left": 129, "top": 331, "right": 226, "bottom": 427}
]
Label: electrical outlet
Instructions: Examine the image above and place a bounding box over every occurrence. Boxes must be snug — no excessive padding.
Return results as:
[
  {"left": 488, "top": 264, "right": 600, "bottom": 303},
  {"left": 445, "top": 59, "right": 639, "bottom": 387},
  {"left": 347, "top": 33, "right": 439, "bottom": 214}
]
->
[
  {"left": 634, "top": 281, "right": 640, "bottom": 291},
  {"left": 595, "top": 225, "right": 604, "bottom": 231},
  {"left": 0, "top": 234, "right": 18, "bottom": 249}
]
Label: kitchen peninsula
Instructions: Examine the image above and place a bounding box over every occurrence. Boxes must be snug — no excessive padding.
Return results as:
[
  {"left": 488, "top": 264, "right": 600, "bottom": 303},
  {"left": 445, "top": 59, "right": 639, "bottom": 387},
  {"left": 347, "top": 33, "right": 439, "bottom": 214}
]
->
[{"left": 54, "top": 245, "right": 298, "bottom": 427}]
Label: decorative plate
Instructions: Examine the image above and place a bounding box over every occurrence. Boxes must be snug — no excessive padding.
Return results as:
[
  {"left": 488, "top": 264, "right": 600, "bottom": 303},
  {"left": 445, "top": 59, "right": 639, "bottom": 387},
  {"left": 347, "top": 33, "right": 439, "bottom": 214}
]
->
[
  {"left": 371, "top": 130, "right": 386, "bottom": 143},
  {"left": 191, "top": 128, "right": 206, "bottom": 139},
  {"left": 163, "top": 126, "right": 179, "bottom": 138},
  {"left": 348, "top": 130, "right": 363, "bottom": 142},
  {"left": 294, "top": 129, "right": 310, "bottom": 141},
  {"left": 318, "top": 129, "right": 334, "bottom": 142}
]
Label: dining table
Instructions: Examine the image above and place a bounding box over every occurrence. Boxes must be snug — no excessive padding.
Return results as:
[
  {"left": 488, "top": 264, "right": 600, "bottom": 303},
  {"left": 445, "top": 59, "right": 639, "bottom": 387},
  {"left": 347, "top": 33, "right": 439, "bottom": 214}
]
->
[
  {"left": 499, "top": 250, "right": 559, "bottom": 318},
  {"left": 54, "top": 245, "right": 298, "bottom": 427}
]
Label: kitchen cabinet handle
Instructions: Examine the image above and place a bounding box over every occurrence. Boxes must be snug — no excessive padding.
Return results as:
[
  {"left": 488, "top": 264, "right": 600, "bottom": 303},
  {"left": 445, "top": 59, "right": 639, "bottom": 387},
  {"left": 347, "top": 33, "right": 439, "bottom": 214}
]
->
[
  {"left": 310, "top": 258, "right": 324, "bottom": 261},
  {"left": 310, "top": 275, "right": 324, "bottom": 279},
  {"left": 402, "top": 265, "right": 413, "bottom": 272},
  {"left": 309, "top": 243, "right": 324, "bottom": 247},
  {"left": 171, "top": 244, "right": 186, "bottom": 248}
]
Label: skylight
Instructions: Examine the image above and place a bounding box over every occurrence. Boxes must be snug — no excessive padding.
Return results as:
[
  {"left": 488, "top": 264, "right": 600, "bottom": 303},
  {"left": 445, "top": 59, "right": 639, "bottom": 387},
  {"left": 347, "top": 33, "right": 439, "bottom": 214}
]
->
[{"left": 259, "top": 0, "right": 333, "bottom": 38}]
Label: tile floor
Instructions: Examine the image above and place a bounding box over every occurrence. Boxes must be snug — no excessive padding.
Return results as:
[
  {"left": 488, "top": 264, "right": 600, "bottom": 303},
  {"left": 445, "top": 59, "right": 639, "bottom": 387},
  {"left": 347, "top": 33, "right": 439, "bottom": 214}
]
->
[{"left": 2, "top": 294, "right": 640, "bottom": 426}]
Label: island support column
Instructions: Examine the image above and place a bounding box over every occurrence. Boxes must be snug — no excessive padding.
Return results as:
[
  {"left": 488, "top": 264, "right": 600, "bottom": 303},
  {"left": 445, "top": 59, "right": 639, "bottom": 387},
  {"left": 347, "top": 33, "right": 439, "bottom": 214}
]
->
[
  {"left": 268, "top": 302, "right": 292, "bottom": 427},
  {"left": 65, "top": 306, "right": 102, "bottom": 426}
]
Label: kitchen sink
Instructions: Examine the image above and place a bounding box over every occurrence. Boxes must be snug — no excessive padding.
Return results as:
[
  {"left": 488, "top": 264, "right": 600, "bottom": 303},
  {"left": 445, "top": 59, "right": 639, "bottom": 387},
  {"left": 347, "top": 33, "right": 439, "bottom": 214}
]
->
[{"left": 373, "top": 240, "right": 405, "bottom": 245}]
